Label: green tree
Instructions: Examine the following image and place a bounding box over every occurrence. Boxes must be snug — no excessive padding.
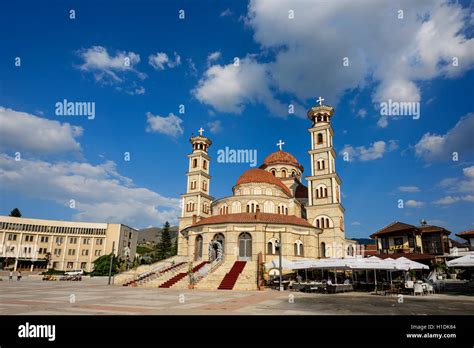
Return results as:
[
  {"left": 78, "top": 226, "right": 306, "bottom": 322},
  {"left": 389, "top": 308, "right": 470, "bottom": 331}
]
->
[
  {"left": 91, "top": 254, "right": 119, "bottom": 276},
  {"left": 156, "top": 221, "right": 172, "bottom": 260},
  {"left": 172, "top": 234, "right": 178, "bottom": 256},
  {"left": 9, "top": 208, "right": 21, "bottom": 217}
]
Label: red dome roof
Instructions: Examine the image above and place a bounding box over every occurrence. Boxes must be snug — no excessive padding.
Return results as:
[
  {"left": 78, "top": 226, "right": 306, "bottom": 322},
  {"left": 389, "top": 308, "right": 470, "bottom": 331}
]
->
[
  {"left": 260, "top": 150, "right": 303, "bottom": 171},
  {"left": 234, "top": 168, "right": 292, "bottom": 196}
]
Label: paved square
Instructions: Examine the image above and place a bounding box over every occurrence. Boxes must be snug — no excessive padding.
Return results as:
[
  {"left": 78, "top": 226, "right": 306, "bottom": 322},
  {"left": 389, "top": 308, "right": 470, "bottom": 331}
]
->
[{"left": 1, "top": 277, "right": 473, "bottom": 315}]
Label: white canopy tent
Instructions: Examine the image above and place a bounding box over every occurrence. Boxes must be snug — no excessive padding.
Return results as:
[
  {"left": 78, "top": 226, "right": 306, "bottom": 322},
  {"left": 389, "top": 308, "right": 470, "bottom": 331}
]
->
[
  {"left": 393, "top": 257, "right": 429, "bottom": 271},
  {"left": 446, "top": 253, "right": 474, "bottom": 267},
  {"left": 265, "top": 257, "right": 295, "bottom": 270}
]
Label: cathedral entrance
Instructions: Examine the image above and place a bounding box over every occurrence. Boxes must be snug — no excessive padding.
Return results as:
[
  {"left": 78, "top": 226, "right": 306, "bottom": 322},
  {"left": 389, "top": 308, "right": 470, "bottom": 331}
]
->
[
  {"left": 238, "top": 233, "right": 252, "bottom": 261},
  {"left": 209, "top": 233, "right": 225, "bottom": 261}
]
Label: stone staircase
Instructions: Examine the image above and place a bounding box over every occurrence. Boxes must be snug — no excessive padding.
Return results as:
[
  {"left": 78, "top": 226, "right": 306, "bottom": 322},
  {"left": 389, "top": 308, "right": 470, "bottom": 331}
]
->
[
  {"left": 158, "top": 261, "right": 209, "bottom": 288},
  {"left": 193, "top": 259, "right": 233, "bottom": 290},
  {"left": 138, "top": 262, "right": 188, "bottom": 288},
  {"left": 116, "top": 256, "right": 188, "bottom": 287},
  {"left": 233, "top": 261, "right": 258, "bottom": 290},
  {"left": 218, "top": 261, "right": 247, "bottom": 290}
]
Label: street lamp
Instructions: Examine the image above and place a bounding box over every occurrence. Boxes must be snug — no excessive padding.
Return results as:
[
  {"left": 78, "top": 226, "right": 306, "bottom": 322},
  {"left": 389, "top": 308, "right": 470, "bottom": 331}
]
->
[{"left": 276, "top": 230, "right": 283, "bottom": 291}]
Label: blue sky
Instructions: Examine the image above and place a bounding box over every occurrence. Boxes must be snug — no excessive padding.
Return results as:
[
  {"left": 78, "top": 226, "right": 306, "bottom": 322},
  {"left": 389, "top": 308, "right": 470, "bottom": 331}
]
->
[{"left": 0, "top": 0, "right": 473, "bottom": 239}]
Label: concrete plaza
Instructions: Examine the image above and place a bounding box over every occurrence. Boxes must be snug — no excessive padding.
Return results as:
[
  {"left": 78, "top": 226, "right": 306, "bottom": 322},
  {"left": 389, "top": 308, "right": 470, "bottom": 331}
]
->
[{"left": 1, "top": 276, "right": 473, "bottom": 315}]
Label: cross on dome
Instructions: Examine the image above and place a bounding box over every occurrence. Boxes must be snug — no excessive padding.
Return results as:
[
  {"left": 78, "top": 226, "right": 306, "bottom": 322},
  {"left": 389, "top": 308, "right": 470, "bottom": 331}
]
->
[
  {"left": 316, "top": 96, "right": 325, "bottom": 106},
  {"left": 198, "top": 127, "right": 204, "bottom": 136},
  {"left": 276, "top": 139, "right": 285, "bottom": 151}
]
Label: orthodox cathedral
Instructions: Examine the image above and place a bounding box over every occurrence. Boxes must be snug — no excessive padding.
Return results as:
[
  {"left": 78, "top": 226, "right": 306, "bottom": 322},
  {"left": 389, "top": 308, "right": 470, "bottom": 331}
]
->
[{"left": 177, "top": 100, "right": 356, "bottom": 287}]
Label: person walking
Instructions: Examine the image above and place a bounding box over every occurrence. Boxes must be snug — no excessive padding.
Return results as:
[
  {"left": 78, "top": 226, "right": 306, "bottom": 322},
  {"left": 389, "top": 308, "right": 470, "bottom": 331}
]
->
[
  {"left": 9, "top": 270, "right": 13, "bottom": 281},
  {"left": 17, "top": 270, "right": 22, "bottom": 281}
]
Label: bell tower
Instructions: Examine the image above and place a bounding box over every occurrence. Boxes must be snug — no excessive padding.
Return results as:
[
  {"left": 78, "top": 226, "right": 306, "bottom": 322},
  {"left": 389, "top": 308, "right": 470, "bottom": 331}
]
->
[
  {"left": 178, "top": 128, "right": 213, "bottom": 256},
  {"left": 305, "top": 97, "right": 346, "bottom": 257}
]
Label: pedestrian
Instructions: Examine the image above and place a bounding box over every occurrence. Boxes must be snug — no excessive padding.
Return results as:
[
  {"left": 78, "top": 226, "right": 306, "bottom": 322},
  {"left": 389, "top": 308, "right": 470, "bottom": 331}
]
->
[
  {"left": 17, "top": 270, "right": 22, "bottom": 281},
  {"left": 9, "top": 270, "right": 13, "bottom": 281}
]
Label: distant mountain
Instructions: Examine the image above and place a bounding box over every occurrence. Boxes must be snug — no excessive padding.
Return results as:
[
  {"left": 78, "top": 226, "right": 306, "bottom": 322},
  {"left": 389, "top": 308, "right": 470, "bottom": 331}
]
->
[
  {"left": 137, "top": 226, "right": 178, "bottom": 244},
  {"left": 351, "top": 238, "right": 375, "bottom": 245}
]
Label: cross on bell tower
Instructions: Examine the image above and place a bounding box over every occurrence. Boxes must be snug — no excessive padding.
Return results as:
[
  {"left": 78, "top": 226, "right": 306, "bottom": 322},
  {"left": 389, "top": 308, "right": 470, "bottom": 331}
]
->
[{"left": 276, "top": 140, "right": 285, "bottom": 151}]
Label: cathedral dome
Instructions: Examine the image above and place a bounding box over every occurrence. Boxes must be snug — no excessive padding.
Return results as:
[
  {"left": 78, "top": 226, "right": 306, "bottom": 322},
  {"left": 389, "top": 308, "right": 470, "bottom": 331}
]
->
[
  {"left": 234, "top": 168, "right": 292, "bottom": 196},
  {"left": 260, "top": 150, "right": 304, "bottom": 172}
]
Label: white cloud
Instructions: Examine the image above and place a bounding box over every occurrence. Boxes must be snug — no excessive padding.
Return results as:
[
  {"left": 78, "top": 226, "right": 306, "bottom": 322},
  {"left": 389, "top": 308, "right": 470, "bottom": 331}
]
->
[
  {"left": 207, "top": 51, "right": 221, "bottom": 64},
  {"left": 377, "top": 117, "right": 388, "bottom": 128},
  {"left": 406, "top": 199, "right": 424, "bottom": 208},
  {"left": 220, "top": 9, "right": 233, "bottom": 17},
  {"left": 77, "top": 46, "right": 145, "bottom": 83},
  {"left": 196, "top": 1, "right": 473, "bottom": 115},
  {"left": 350, "top": 221, "right": 361, "bottom": 226},
  {"left": 0, "top": 154, "right": 180, "bottom": 227},
  {"left": 193, "top": 56, "right": 287, "bottom": 116},
  {"left": 398, "top": 186, "right": 420, "bottom": 193},
  {"left": 149, "top": 52, "right": 181, "bottom": 70},
  {"left": 434, "top": 196, "right": 460, "bottom": 205},
  {"left": 340, "top": 140, "right": 397, "bottom": 162},
  {"left": 187, "top": 58, "right": 198, "bottom": 76},
  {"left": 0, "top": 107, "right": 82, "bottom": 155},
  {"left": 207, "top": 120, "right": 223, "bottom": 134},
  {"left": 356, "top": 108, "right": 367, "bottom": 118},
  {"left": 146, "top": 112, "right": 184, "bottom": 138},
  {"left": 415, "top": 113, "right": 474, "bottom": 161}
]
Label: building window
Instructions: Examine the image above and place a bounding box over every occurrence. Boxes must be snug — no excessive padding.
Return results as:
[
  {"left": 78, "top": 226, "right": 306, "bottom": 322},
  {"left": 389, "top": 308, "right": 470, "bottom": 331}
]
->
[
  {"left": 56, "top": 237, "right": 64, "bottom": 244},
  {"left": 202, "top": 181, "right": 207, "bottom": 191},
  {"left": 203, "top": 160, "right": 207, "bottom": 170},
  {"left": 80, "top": 262, "right": 87, "bottom": 269},
  {"left": 81, "top": 249, "right": 89, "bottom": 256},
  {"left": 192, "top": 159, "right": 198, "bottom": 168},
  {"left": 69, "top": 237, "right": 77, "bottom": 244},
  {"left": 95, "top": 250, "right": 102, "bottom": 256},
  {"left": 246, "top": 202, "right": 259, "bottom": 213},
  {"left": 54, "top": 249, "right": 61, "bottom": 256},
  {"left": 294, "top": 241, "right": 304, "bottom": 256},
  {"left": 40, "top": 236, "right": 49, "bottom": 243},
  {"left": 68, "top": 249, "right": 76, "bottom": 256},
  {"left": 321, "top": 242, "right": 326, "bottom": 257},
  {"left": 190, "top": 180, "right": 197, "bottom": 189},
  {"left": 271, "top": 169, "right": 276, "bottom": 176},
  {"left": 96, "top": 239, "right": 103, "bottom": 245},
  {"left": 8, "top": 234, "right": 17, "bottom": 241},
  {"left": 219, "top": 205, "right": 229, "bottom": 215},
  {"left": 67, "top": 262, "right": 74, "bottom": 269},
  {"left": 186, "top": 201, "right": 195, "bottom": 212},
  {"left": 317, "top": 159, "right": 325, "bottom": 170},
  {"left": 281, "top": 169, "right": 287, "bottom": 178},
  {"left": 317, "top": 133, "right": 323, "bottom": 144},
  {"left": 83, "top": 238, "right": 90, "bottom": 245},
  {"left": 203, "top": 203, "right": 210, "bottom": 214}
]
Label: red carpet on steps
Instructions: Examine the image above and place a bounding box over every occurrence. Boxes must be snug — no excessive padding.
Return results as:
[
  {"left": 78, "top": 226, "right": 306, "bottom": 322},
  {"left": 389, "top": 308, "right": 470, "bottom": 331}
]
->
[
  {"left": 217, "top": 261, "right": 246, "bottom": 290},
  {"left": 158, "top": 261, "right": 209, "bottom": 288}
]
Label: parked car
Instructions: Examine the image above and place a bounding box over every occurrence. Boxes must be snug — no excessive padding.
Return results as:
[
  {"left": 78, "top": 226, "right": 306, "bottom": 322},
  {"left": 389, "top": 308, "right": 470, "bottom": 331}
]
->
[{"left": 64, "top": 269, "right": 84, "bottom": 276}]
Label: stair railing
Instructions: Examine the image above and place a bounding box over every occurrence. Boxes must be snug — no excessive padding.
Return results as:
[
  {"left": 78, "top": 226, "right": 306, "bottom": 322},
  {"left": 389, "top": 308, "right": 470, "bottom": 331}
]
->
[{"left": 193, "top": 257, "right": 224, "bottom": 285}]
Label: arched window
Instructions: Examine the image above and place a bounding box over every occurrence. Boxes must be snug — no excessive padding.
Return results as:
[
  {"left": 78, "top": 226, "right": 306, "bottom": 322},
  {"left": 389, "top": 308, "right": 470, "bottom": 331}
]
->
[
  {"left": 190, "top": 180, "right": 197, "bottom": 190},
  {"left": 203, "top": 203, "right": 210, "bottom": 214},
  {"left": 267, "top": 241, "right": 273, "bottom": 255},
  {"left": 246, "top": 201, "right": 259, "bottom": 213},
  {"left": 202, "top": 181, "right": 207, "bottom": 191},
  {"left": 267, "top": 238, "right": 279, "bottom": 255},
  {"left": 271, "top": 169, "right": 276, "bottom": 176},
  {"left": 321, "top": 242, "right": 326, "bottom": 258},
  {"left": 203, "top": 160, "right": 207, "bottom": 170},
  {"left": 195, "top": 235, "right": 203, "bottom": 260},
  {"left": 294, "top": 240, "right": 304, "bottom": 256},
  {"left": 219, "top": 205, "right": 228, "bottom": 215},
  {"left": 317, "top": 159, "right": 325, "bottom": 171},
  {"left": 186, "top": 201, "right": 195, "bottom": 212},
  {"left": 281, "top": 169, "right": 287, "bottom": 178},
  {"left": 347, "top": 244, "right": 354, "bottom": 257},
  {"left": 263, "top": 201, "right": 275, "bottom": 213},
  {"left": 317, "top": 133, "right": 323, "bottom": 144},
  {"left": 231, "top": 201, "right": 242, "bottom": 213},
  {"left": 238, "top": 233, "right": 252, "bottom": 260},
  {"left": 192, "top": 159, "right": 198, "bottom": 168}
]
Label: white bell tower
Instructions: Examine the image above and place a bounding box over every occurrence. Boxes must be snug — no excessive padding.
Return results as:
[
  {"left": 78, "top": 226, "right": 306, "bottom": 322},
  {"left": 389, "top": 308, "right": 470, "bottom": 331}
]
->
[{"left": 305, "top": 97, "right": 346, "bottom": 258}]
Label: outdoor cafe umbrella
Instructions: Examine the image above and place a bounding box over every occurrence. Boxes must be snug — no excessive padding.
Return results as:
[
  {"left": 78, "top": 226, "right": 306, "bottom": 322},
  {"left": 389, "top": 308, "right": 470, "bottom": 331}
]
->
[
  {"left": 446, "top": 253, "right": 474, "bottom": 267},
  {"left": 394, "top": 257, "right": 429, "bottom": 270}
]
